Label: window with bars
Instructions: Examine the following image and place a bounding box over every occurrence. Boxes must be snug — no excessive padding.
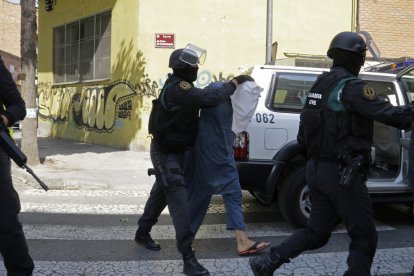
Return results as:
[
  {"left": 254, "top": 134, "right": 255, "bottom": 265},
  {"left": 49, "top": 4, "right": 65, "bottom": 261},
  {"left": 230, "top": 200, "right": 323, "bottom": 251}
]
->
[{"left": 53, "top": 11, "right": 111, "bottom": 83}]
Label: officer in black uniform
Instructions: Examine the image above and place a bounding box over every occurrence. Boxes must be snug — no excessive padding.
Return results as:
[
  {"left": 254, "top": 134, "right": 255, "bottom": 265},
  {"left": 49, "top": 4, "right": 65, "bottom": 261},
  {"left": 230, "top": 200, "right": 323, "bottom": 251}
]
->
[
  {"left": 135, "top": 45, "right": 253, "bottom": 276},
  {"left": 249, "top": 32, "right": 414, "bottom": 276},
  {"left": 0, "top": 56, "right": 34, "bottom": 275}
]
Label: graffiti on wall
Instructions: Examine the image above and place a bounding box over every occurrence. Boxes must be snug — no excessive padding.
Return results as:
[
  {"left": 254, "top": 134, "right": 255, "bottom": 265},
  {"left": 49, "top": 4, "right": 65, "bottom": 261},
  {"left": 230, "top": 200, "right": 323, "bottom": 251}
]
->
[
  {"left": 38, "top": 81, "right": 73, "bottom": 123},
  {"left": 38, "top": 69, "right": 237, "bottom": 134},
  {"left": 38, "top": 75, "right": 160, "bottom": 133},
  {"left": 194, "top": 69, "right": 235, "bottom": 88},
  {"left": 70, "top": 81, "right": 136, "bottom": 132}
]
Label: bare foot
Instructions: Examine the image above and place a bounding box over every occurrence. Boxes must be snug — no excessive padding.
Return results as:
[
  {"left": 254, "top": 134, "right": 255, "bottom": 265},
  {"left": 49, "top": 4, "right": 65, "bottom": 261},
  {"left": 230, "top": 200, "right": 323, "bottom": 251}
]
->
[{"left": 237, "top": 239, "right": 270, "bottom": 255}]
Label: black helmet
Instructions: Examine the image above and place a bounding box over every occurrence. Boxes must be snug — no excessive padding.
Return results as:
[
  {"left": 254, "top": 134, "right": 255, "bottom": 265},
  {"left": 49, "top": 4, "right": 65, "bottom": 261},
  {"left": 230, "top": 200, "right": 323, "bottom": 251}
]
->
[
  {"left": 327, "top": 32, "right": 367, "bottom": 58},
  {"left": 169, "top": 48, "right": 187, "bottom": 69}
]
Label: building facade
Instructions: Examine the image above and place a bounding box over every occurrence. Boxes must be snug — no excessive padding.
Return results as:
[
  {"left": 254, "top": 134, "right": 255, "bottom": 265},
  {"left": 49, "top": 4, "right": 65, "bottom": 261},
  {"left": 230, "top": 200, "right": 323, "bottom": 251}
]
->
[
  {"left": 37, "top": 0, "right": 355, "bottom": 150},
  {"left": 0, "top": 0, "right": 21, "bottom": 81},
  {"left": 0, "top": 49, "right": 21, "bottom": 81},
  {"left": 0, "top": 0, "right": 20, "bottom": 57},
  {"left": 358, "top": 0, "right": 414, "bottom": 59}
]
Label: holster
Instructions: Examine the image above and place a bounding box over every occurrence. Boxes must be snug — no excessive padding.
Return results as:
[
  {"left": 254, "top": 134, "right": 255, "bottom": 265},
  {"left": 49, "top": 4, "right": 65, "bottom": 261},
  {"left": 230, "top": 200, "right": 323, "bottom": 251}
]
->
[
  {"left": 147, "top": 165, "right": 183, "bottom": 188},
  {"left": 338, "top": 154, "right": 364, "bottom": 189},
  {"left": 147, "top": 166, "right": 169, "bottom": 187}
]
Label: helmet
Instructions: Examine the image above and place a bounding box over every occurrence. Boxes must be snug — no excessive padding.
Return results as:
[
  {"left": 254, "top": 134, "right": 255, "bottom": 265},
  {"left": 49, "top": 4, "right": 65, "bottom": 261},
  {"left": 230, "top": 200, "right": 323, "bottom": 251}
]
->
[
  {"left": 327, "top": 32, "right": 367, "bottom": 58},
  {"left": 169, "top": 44, "right": 206, "bottom": 69},
  {"left": 169, "top": 48, "right": 187, "bottom": 69}
]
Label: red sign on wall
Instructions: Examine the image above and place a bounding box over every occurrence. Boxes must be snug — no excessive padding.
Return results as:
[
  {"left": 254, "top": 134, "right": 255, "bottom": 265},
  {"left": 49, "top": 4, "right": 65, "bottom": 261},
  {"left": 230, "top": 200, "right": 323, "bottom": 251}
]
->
[{"left": 155, "top": 33, "right": 175, "bottom": 48}]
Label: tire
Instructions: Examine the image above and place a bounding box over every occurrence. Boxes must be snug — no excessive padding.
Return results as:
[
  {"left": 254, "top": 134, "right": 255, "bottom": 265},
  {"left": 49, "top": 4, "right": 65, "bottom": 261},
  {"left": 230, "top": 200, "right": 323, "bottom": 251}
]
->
[
  {"left": 248, "top": 190, "right": 257, "bottom": 198},
  {"left": 278, "top": 165, "right": 310, "bottom": 228}
]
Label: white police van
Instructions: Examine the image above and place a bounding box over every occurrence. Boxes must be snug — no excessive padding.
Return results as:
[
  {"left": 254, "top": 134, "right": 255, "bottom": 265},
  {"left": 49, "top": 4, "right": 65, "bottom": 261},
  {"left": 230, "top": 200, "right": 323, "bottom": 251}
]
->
[{"left": 234, "top": 60, "right": 414, "bottom": 227}]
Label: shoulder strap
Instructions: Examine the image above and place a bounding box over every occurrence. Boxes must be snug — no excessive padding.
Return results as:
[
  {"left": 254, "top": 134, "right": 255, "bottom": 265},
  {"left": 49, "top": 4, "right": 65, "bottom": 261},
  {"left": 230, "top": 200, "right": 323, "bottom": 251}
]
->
[
  {"left": 159, "top": 80, "right": 182, "bottom": 111},
  {"left": 327, "top": 76, "right": 358, "bottom": 112}
]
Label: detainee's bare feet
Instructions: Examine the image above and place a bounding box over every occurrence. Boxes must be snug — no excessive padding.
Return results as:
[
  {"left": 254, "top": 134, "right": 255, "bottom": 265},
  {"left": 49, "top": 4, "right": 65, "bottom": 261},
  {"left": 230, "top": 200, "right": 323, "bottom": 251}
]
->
[
  {"left": 235, "top": 230, "right": 270, "bottom": 255},
  {"left": 237, "top": 239, "right": 271, "bottom": 256},
  {"left": 237, "top": 241, "right": 270, "bottom": 256},
  {"left": 238, "top": 239, "right": 269, "bottom": 251}
]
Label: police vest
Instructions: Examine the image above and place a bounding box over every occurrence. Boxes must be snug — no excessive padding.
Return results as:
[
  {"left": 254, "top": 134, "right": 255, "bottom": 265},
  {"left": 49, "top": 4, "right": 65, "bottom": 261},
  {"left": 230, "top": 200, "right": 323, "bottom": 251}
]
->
[
  {"left": 301, "top": 71, "right": 372, "bottom": 160},
  {"left": 148, "top": 79, "right": 199, "bottom": 152}
]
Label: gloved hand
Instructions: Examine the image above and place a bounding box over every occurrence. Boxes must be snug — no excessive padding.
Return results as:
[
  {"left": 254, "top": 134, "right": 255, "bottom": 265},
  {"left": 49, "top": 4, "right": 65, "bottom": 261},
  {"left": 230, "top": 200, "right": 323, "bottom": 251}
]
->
[
  {"left": 0, "top": 115, "right": 8, "bottom": 130},
  {"left": 233, "top": 75, "right": 255, "bottom": 85}
]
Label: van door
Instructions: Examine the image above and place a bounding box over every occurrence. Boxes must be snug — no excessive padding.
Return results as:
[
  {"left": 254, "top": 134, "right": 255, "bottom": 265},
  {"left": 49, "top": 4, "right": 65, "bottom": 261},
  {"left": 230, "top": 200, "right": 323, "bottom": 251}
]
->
[
  {"left": 365, "top": 80, "right": 402, "bottom": 180},
  {"left": 397, "top": 64, "right": 414, "bottom": 103},
  {"left": 397, "top": 64, "right": 414, "bottom": 190}
]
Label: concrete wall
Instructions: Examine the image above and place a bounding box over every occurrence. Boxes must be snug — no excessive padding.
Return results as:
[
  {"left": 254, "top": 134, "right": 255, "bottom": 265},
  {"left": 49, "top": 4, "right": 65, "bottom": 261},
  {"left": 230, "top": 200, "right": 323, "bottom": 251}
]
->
[
  {"left": 359, "top": 0, "right": 414, "bottom": 58},
  {"left": 37, "top": 0, "right": 354, "bottom": 151},
  {"left": 0, "top": 0, "right": 21, "bottom": 57}
]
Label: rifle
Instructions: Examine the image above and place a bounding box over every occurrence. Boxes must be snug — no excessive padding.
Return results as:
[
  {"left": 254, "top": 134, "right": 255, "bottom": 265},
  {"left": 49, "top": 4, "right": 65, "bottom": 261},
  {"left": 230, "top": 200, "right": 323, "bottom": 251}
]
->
[{"left": 0, "top": 127, "right": 49, "bottom": 191}]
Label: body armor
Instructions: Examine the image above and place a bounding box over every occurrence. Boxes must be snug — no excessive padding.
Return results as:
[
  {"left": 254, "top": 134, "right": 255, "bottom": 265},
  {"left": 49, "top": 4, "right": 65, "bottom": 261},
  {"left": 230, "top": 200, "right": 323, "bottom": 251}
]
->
[
  {"left": 148, "top": 79, "right": 199, "bottom": 152},
  {"left": 301, "top": 71, "right": 372, "bottom": 160}
]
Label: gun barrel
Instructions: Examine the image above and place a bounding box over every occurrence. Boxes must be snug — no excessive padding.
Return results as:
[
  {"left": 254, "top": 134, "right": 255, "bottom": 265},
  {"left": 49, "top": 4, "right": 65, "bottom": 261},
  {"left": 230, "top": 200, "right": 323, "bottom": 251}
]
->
[
  {"left": 0, "top": 131, "right": 26, "bottom": 166},
  {"left": 24, "top": 165, "right": 49, "bottom": 191},
  {"left": 0, "top": 128, "right": 49, "bottom": 191}
]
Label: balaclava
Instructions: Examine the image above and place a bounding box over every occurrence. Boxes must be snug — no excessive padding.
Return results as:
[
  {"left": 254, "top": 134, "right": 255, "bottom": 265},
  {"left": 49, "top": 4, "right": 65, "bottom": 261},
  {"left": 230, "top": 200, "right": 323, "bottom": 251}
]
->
[
  {"left": 173, "top": 64, "right": 199, "bottom": 83},
  {"left": 332, "top": 49, "right": 364, "bottom": 76}
]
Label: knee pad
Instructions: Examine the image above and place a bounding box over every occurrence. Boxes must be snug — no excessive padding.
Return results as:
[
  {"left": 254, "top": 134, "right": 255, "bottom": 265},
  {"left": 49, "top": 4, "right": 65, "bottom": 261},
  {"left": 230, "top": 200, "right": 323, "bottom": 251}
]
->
[
  {"left": 165, "top": 174, "right": 185, "bottom": 191},
  {"left": 155, "top": 159, "right": 185, "bottom": 190},
  {"left": 164, "top": 164, "right": 185, "bottom": 190}
]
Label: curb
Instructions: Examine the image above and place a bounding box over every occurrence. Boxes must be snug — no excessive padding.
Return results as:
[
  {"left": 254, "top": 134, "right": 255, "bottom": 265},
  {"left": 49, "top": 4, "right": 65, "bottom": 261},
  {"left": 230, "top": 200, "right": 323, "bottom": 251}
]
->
[{"left": 11, "top": 164, "right": 65, "bottom": 190}]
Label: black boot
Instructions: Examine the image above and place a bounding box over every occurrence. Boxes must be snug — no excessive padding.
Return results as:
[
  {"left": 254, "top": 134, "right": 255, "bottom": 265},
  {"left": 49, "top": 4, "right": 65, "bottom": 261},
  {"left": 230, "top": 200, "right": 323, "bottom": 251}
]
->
[
  {"left": 249, "top": 252, "right": 284, "bottom": 276},
  {"left": 135, "top": 229, "right": 161, "bottom": 251},
  {"left": 183, "top": 251, "right": 210, "bottom": 276}
]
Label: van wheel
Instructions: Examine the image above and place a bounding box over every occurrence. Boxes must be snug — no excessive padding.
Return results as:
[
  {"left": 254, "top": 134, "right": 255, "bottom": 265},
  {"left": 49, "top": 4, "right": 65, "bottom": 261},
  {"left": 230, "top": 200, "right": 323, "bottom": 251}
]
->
[{"left": 278, "top": 166, "right": 310, "bottom": 228}]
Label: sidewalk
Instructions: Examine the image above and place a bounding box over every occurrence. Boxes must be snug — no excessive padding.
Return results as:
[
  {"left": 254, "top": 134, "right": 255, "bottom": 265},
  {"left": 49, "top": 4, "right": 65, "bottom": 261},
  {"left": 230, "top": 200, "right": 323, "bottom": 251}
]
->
[{"left": 11, "top": 131, "right": 153, "bottom": 191}]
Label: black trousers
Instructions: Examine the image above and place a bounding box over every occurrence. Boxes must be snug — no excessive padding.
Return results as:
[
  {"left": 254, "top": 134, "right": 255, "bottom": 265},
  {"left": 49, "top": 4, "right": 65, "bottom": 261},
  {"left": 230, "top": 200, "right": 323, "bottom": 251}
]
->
[
  {"left": 0, "top": 150, "right": 34, "bottom": 276},
  {"left": 271, "top": 159, "right": 378, "bottom": 276},
  {"left": 137, "top": 142, "right": 193, "bottom": 253}
]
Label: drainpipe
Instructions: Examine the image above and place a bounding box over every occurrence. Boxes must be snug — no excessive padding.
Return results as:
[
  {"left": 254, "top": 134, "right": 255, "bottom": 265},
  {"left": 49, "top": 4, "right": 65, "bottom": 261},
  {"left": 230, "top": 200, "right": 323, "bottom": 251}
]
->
[
  {"left": 352, "top": 0, "right": 359, "bottom": 32},
  {"left": 265, "top": 0, "right": 273, "bottom": 64}
]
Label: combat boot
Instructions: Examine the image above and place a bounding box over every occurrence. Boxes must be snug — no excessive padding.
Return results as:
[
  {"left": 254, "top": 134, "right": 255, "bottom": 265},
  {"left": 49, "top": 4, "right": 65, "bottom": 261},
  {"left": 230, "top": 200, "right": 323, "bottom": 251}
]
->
[
  {"left": 182, "top": 251, "right": 210, "bottom": 276},
  {"left": 134, "top": 229, "right": 161, "bottom": 251},
  {"left": 249, "top": 252, "right": 284, "bottom": 276}
]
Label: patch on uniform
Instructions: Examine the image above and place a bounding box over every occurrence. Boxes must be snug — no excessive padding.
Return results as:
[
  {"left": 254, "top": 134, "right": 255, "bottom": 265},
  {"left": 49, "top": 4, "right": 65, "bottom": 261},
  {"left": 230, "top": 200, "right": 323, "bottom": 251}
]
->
[
  {"left": 362, "top": 85, "right": 376, "bottom": 101},
  {"left": 179, "top": 81, "right": 191, "bottom": 91}
]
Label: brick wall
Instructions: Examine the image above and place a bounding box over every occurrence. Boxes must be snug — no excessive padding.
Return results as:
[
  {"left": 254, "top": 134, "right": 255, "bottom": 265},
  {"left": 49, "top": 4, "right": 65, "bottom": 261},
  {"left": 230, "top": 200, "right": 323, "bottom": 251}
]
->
[
  {"left": 359, "top": 0, "right": 414, "bottom": 59},
  {"left": 0, "top": 0, "right": 21, "bottom": 57},
  {"left": 0, "top": 49, "right": 21, "bottom": 81}
]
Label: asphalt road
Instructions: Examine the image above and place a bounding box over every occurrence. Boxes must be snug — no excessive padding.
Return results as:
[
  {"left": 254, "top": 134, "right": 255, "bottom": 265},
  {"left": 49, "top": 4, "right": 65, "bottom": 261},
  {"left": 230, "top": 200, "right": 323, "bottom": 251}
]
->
[{"left": 1, "top": 179, "right": 413, "bottom": 276}]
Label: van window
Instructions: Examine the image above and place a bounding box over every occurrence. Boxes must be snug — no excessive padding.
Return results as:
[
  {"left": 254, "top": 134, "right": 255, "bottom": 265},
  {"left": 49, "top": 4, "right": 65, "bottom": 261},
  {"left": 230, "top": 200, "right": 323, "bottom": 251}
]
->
[
  {"left": 399, "top": 74, "right": 414, "bottom": 104},
  {"left": 266, "top": 72, "right": 319, "bottom": 113},
  {"left": 366, "top": 81, "right": 399, "bottom": 106},
  {"left": 266, "top": 73, "right": 401, "bottom": 113}
]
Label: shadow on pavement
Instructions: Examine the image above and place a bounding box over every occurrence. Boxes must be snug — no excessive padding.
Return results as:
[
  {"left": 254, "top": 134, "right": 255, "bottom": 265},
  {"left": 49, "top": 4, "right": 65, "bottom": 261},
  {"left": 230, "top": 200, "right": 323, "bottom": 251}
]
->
[{"left": 14, "top": 132, "right": 125, "bottom": 163}]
